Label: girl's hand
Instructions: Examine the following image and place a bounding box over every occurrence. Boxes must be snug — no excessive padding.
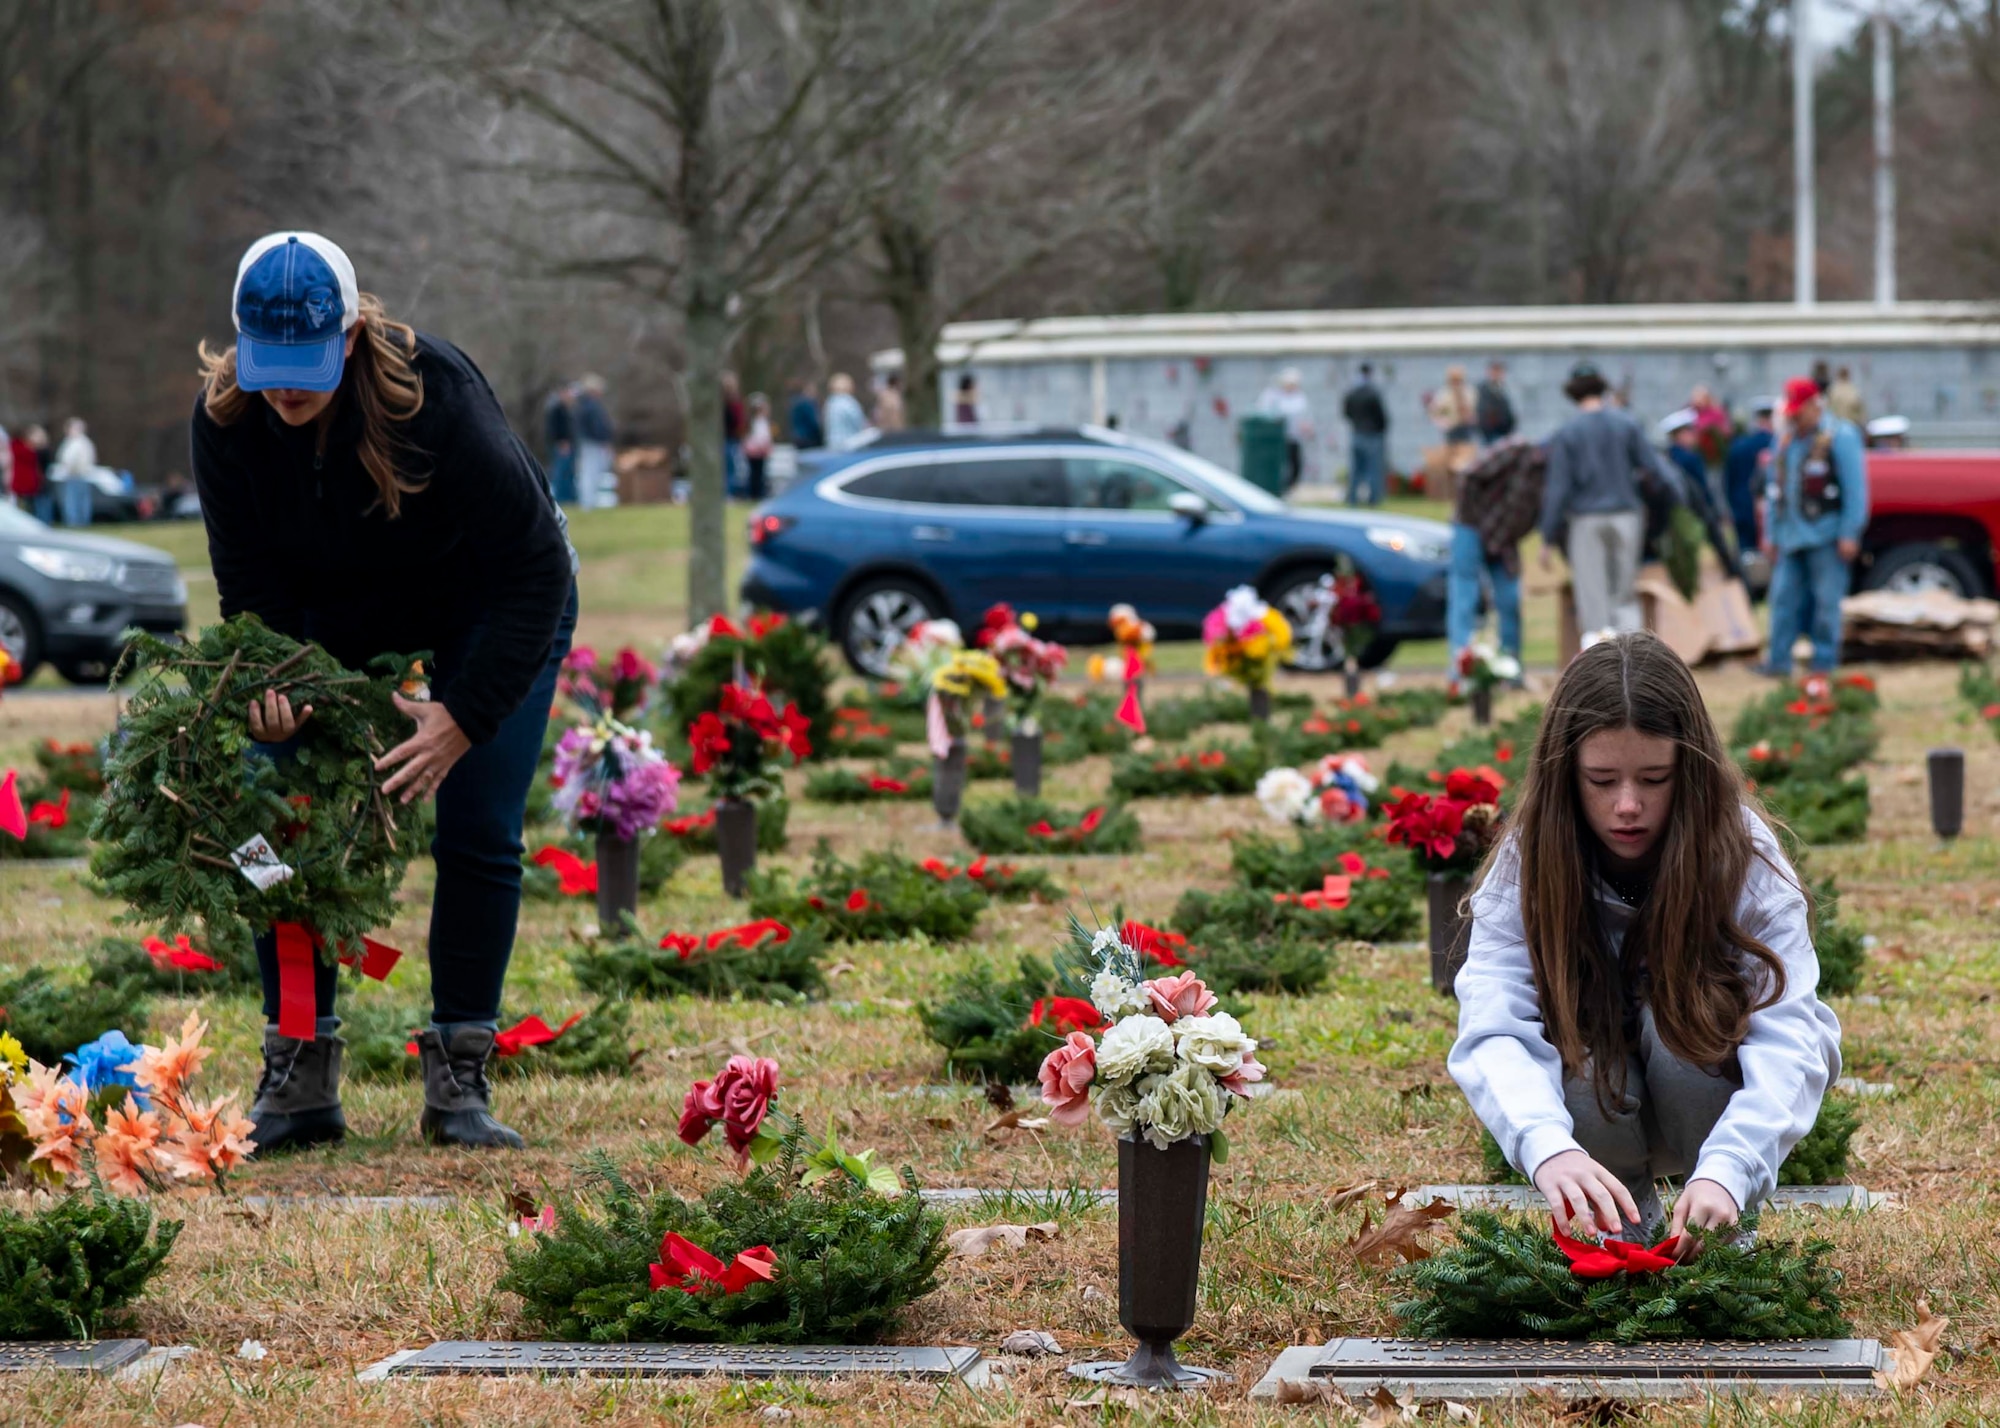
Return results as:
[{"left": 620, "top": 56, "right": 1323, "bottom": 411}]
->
[
  {"left": 1532, "top": 1148, "right": 1641, "bottom": 1236},
  {"left": 1666, "top": 1177, "right": 1739, "bottom": 1258},
  {"left": 375, "top": 693, "right": 470, "bottom": 804},
  {"left": 248, "top": 689, "right": 313, "bottom": 743}
]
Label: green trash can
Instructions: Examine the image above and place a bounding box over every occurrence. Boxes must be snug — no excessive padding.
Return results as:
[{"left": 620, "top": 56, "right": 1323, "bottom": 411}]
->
[{"left": 1238, "top": 414, "right": 1287, "bottom": 495}]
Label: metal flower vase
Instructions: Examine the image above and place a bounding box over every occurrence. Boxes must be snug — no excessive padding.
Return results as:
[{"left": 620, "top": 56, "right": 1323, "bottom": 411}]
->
[
  {"left": 932, "top": 740, "right": 969, "bottom": 823},
  {"left": 1070, "top": 1135, "right": 1228, "bottom": 1389},
  {"left": 1247, "top": 685, "right": 1272, "bottom": 723},
  {"left": 1428, "top": 871, "right": 1472, "bottom": 994},
  {"left": 1469, "top": 685, "right": 1493, "bottom": 727},
  {"left": 594, "top": 828, "right": 640, "bottom": 937},
  {"left": 715, "top": 798, "right": 758, "bottom": 897},
  {"left": 981, "top": 694, "right": 1007, "bottom": 745},
  {"left": 1011, "top": 731, "right": 1043, "bottom": 797},
  {"left": 1929, "top": 748, "right": 1965, "bottom": 840},
  {"left": 1343, "top": 662, "right": 1362, "bottom": 700}
]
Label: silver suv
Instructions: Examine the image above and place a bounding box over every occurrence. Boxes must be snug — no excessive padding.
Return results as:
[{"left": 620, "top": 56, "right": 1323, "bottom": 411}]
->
[{"left": 0, "top": 505, "right": 187, "bottom": 684}]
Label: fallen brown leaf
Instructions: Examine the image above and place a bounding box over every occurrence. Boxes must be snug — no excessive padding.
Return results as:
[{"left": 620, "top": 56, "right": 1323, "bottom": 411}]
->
[
  {"left": 1876, "top": 1297, "right": 1949, "bottom": 1389},
  {"left": 1327, "top": 1180, "right": 1379, "bottom": 1213},
  {"left": 946, "top": 1221, "right": 1059, "bottom": 1258},
  {"left": 1359, "top": 1385, "right": 1416, "bottom": 1425},
  {"left": 923, "top": 1115, "right": 957, "bottom": 1130},
  {"left": 984, "top": 1107, "right": 1050, "bottom": 1136},
  {"left": 504, "top": 1188, "right": 536, "bottom": 1220},
  {"left": 1346, "top": 1188, "right": 1455, "bottom": 1267},
  {"left": 1272, "top": 1378, "right": 1334, "bottom": 1404}
]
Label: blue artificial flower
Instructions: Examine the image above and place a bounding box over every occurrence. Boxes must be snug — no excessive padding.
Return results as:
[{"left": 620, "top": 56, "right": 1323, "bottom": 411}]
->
[{"left": 63, "top": 1030, "right": 150, "bottom": 1107}]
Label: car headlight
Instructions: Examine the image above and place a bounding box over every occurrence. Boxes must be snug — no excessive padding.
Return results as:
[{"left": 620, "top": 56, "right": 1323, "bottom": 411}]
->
[
  {"left": 19, "top": 545, "right": 117, "bottom": 583},
  {"left": 1366, "top": 527, "right": 1449, "bottom": 564}
]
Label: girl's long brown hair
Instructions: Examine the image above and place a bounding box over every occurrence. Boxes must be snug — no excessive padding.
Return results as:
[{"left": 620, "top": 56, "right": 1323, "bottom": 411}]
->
[
  {"left": 197, "top": 293, "right": 427, "bottom": 516},
  {"left": 1481, "top": 632, "right": 1791, "bottom": 1112}
]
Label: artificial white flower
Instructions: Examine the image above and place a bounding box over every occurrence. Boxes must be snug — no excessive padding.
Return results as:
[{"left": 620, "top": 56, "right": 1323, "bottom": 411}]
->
[
  {"left": 1255, "top": 767, "right": 1316, "bottom": 826},
  {"left": 1134, "top": 1063, "right": 1227, "bottom": 1149},
  {"left": 1093, "top": 1081, "right": 1143, "bottom": 1137},
  {"left": 1094, "top": 1015, "right": 1177, "bottom": 1086},
  {"left": 1091, "top": 927, "right": 1124, "bottom": 958},
  {"left": 1221, "top": 584, "right": 1267, "bottom": 636},
  {"left": 1490, "top": 652, "right": 1522, "bottom": 681},
  {"left": 1090, "top": 970, "right": 1148, "bottom": 1021},
  {"left": 1173, "top": 1012, "right": 1258, "bottom": 1079}
]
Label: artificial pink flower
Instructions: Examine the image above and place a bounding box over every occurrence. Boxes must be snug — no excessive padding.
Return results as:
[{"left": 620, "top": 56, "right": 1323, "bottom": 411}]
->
[
  {"left": 1142, "top": 971, "right": 1218, "bottom": 1024},
  {"left": 1037, "top": 1031, "right": 1097, "bottom": 1126},
  {"left": 1220, "top": 1051, "right": 1268, "bottom": 1098},
  {"left": 679, "top": 1078, "right": 724, "bottom": 1146},
  {"left": 713, "top": 1055, "right": 779, "bottom": 1157}
]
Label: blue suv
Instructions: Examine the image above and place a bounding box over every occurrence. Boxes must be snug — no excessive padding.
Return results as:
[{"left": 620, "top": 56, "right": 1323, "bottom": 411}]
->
[{"left": 742, "top": 427, "right": 1452, "bottom": 676}]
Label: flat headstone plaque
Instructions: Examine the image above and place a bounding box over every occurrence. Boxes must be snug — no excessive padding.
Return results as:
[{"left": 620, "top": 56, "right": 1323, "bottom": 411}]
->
[
  {"left": 0, "top": 1340, "right": 151, "bottom": 1375},
  {"left": 1301, "top": 1338, "right": 1883, "bottom": 1400},
  {"left": 385, "top": 1342, "right": 986, "bottom": 1383}
]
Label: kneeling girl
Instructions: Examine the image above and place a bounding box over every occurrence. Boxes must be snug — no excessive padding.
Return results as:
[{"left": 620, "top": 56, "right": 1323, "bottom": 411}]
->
[{"left": 1449, "top": 632, "right": 1841, "bottom": 1249}]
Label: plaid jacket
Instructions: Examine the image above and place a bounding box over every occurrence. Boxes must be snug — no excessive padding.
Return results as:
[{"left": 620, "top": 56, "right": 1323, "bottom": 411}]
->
[{"left": 1453, "top": 439, "right": 1547, "bottom": 575}]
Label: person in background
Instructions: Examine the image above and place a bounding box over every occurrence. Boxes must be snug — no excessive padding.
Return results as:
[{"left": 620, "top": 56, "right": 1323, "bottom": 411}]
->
[
  {"left": 1661, "top": 409, "right": 1708, "bottom": 495},
  {"left": 1448, "top": 435, "right": 1544, "bottom": 686},
  {"left": 824, "top": 373, "right": 867, "bottom": 449},
  {"left": 53, "top": 417, "right": 96, "bottom": 528},
  {"left": 23, "top": 425, "right": 54, "bottom": 522},
  {"left": 1539, "top": 363, "right": 1679, "bottom": 640},
  {"left": 0, "top": 422, "right": 10, "bottom": 506},
  {"left": 1864, "top": 414, "right": 1909, "bottom": 450},
  {"left": 787, "top": 378, "right": 823, "bottom": 450},
  {"left": 1342, "top": 362, "right": 1388, "bottom": 507},
  {"left": 953, "top": 373, "right": 980, "bottom": 425},
  {"left": 1429, "top": 364, "right": 1478, "bottom": 446},
  {"left": 572, "top": 375, "right": 616, "bottom": 509},
  {"left": 872, "top": 372, "right": 906, "bottom": 433},
  {"left": 1475, "top": 361, "right": 1517, "bottom": 445},
  {"left": 542, "top": 382, "right": 576, "bottom": 505},
  {"left": 1826, "top": 366, "right": 1866, "bottom": 427},
  {"left": 1723, "top": 396, "right": 1777, "bottom": 558},
  {"left": 744, "top": 393, "right": 774, "bottom": 502},
  {"left": 721, "top": 370, "right": 747, "bottom": 497},
  {"left": 1760, "top": 377, "right": 1868, "bottom": 677},
  {"left": 1810, "top": 360, "right": 1832, "bottom": 395},
  {"left": 1258, "top": 366, "right": 1316, "bottom": 491},
  {"left": 1687, "top": 384, "right": 1733, "bottom": 469}
]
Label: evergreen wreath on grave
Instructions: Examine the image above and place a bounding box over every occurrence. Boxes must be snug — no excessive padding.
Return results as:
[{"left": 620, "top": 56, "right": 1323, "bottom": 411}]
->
[
  {"left": 958, "top": 797, "right": 1143, "bottom": 855},
  {"left": 87, "top": 932, "right": 259, "bottom": 995},
  {"left": 1733, "top": 674, "right": 1876, "bottom": 845},
  {"left": 499, "top": 1058, "right": 946, "bottom": 1344},
  {"left": 1802, "top": 862, "right": 1867, "bottom": 997},
  {"left": 521, "top": 832, "right": 683, "bottom": 903},
  {"left": 1391, "top": 1209, "right": 1848, "bottom": 1342},
  {"left": 0, "top": 1190, "right": 181, "bottom": 1339},
  {"left": 918, "top": 954, "right": 1097, "bottom": 1084},
  {"left": 572, "top": 920, "right": 829, "bottom": 1002},
  {"left": 1109, "top": 739, "right": 1265, "bottom": 798},
  {"left": 802, "top": 760, "right": 933, "bottom": 803},
  {"left": 1230, "top": 822, "right": 1415, "bottom": 894},
  {"left": 1037, "top": 689, "right": 1140, "bottom": 754},
  {"left": 746, "top": 842, "right": 988, "bottom": 943},
  {"left": 0, "top": 758, "right": 94, "bottom": 860},
  {"left": 1275, "top": 687, "right": 1451, "bottom": 762},
  {"left": 918, "top": 852, "right": 1061, "bottom": 902},
  {"left": 340, "top": 1000, "right": 638, "bottom": 1081},
  {"left": 1383, "top": 704, "right": 1543, "bottom": 803},
  {"left": 0, "top": 967, "right": 151, "bottom": 1067},
  {"left": 662, "top": 613, "right": 837, "bottom": 759},
  {"left": 1174, "top": 849, "right": 1421, "bottom": 950},
  {"left": 823, "top": 704, "right": 901, "bottom": 759},
  {"left": 88, "top": 618, "right": 426, "bottom": 973}
]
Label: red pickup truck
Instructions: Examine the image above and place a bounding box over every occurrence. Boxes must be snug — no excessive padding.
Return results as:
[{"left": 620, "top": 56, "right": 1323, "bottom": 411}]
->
[{"left": 1857, "top": 449, "right": 2000, "bottom": 598}]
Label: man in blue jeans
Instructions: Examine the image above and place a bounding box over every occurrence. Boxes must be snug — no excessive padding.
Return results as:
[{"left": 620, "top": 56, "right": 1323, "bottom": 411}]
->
[
  {"left": 1759, "top": 377, "right": 1869, "bottom": 675},
  {"left": 1448, "top": 437, "right": 1544, "bottom": 680},
  {"left": 1343, "top": 363, "right": 1388, "bottom": 506}
]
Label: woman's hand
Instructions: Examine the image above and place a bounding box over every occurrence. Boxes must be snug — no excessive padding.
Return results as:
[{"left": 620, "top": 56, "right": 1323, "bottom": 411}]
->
[
  {"left": 248, "top": 688, "right": 313, "bottom": 743},
  {"left": 375, "top": 693, "right": 470, "bottom": 804},
  {"left": 1666, "top": 1177, "right": 1740, "bottom": 1258},
  {"left": 1532, "top": 1148, "right": 1641, "bottom": 1236}
]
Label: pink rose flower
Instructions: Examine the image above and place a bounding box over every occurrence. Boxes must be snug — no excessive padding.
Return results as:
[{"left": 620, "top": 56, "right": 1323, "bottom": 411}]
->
[
  {"left": 678, "top": 1078, "right": 723, "bottom": 1146},
  {"left": 1220, "top": 1051, "right": 1267, "bottom": 1098},
  {"left": 1143, "top": 970, "right": 1218, "bottom": 1024},
  {"left": 1038, "top": 1031, "right": 1097, "bottom": 1126},
  {"left": 713, "top": 1055, "right": 780, "bottom": 1156}
]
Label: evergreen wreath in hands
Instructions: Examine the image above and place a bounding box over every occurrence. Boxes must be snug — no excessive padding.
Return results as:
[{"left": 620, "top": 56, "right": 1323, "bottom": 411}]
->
[{"left": 89, "top": 618, "right": 426, "bottom": 970}]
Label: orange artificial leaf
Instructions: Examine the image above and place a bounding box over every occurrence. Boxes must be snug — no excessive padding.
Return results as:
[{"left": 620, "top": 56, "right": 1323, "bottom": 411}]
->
[{"left": 1346, "top": 1188, "right": 1455, "bottom": 1267}]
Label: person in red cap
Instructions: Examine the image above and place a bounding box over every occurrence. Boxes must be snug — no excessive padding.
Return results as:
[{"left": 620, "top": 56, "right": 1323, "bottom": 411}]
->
[{"left": 1757, "top": 377, "right": 1868, "bottom": 676}]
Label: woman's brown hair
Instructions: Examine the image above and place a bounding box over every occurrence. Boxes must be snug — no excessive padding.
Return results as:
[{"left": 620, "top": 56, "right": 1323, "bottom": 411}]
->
[
  {"left": 1481, "top": 631, "right": 1791, "bottom": 1112},
  {"left": 197, "top": 293, "right": 427, "bottom": 516}
]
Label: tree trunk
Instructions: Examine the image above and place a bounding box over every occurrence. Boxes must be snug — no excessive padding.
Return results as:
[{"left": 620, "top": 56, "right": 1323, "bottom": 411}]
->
[
  {"left": 878, "top": 211, "right": 941, "bottom": 428},
  {"left": 683, "top": 284, "right": 730, "bottom": 625},
  {"left": 676, "top": 0, "right": 731, "bottom": 626}
]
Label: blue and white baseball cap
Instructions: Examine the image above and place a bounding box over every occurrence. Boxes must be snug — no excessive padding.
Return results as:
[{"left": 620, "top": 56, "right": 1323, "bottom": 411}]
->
[{"left": 232, "top": 233, "right": 360, "bottom": 393}]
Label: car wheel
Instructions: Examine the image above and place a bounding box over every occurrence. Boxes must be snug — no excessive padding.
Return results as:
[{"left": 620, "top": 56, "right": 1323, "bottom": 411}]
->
[
  {"left": 1860, "top": 542, "right": 1986, "bottom": 600},
  {"left": 0, "top": 590, "right": 43, "bottom": 684},
  {"left": 839, "top": 577, "right": 939, "bottom": 678},
  {"left": 1269, "top": 566, "right": 1376, "bottom": 673},
  {"left": 54, "top": 657, "right": 110, "bottom": 687}
]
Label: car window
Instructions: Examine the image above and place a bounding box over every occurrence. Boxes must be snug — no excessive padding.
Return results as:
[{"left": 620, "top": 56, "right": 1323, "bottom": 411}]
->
[
  {"left": 1065, "top": 457, "right": 1212, "bottom": 512},
  {"left": 843, "top": 456, "right": 1066, "bottom": 508}
]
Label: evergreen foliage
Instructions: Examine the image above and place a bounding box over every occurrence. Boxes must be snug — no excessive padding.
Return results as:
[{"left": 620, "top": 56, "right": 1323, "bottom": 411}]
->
[
  {"left": 917, "top": 955, "right": 1072, "bottom": 1083},
  {"left": 1110, "top": 741, "right": 1265, "bottom": 798},
  {"left": 1230, "top": 824, "right": 1409, "bottom": 893},
  {"left": 572, "top": 926, "right": 829, "bottom": 1001},
  {"left": 1392, "top": 1210, "right": 1848, "bottom": 1342},
  {"left": 1272, "top": 688, "right": 1451, "bottom": 761},
  {"left": 497, "top": 1149, "right": 946, "bottom": 1344},
  {"left": 1179, "top": 933, "right": 1334, "bottom": 996},
  {"left": 665, "top": 797, "right": 790, "bottom": 854},
  {"left": 1777, "top": 1096, "right": 1859, "bottom": 1186},
  {"left": 1758, "top": 775, "right": 1870, "bottom": 846},
  {"left": 802, "top": 762, "right": 932, "bottom": 803},
  {"left": 0, "top": 1191, "right": 181, "bottom": 1339},
  {"left": 87, "top": 934, "right": 259, "bottom": 995},
  {"left": 89, "top": 618, "right": 425, "bottom": 969},
  {"left": 958, "top": 797, "right": 1143, "bottom": 855},
  {"left": 1805, "top": 868, "right": 1866, "bottom": 996},
  {"left": 1035, "top": 691, "right": 1139, "bottom": 753},
  {"left": 1384, "top": 703, "right": 1542, "bottom": 800},
  {"left": 1173, "top": 877, "right": 1420, "bottom": 949},
  {"left": 0, "top": 967, "right": 150, "bottom": 1066},
  {"left": 664, "top": 617, "right": 836, "bottom": 758},
  {"left": 341, "top": 1000, "right": 638, "bottom": 1081},
  {"left": 747, "top": 843, "right": 988, "bottom": 943}
]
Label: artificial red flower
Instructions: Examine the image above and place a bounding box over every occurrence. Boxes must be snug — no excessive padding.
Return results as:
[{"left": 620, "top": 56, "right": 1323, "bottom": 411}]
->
[
  {"left": 844, "top": 888, "right": 872, "bottom": 913},
  {"left": 688, "top": 712, "right": 732, "bottom": 774},
  {"left": 531, "top": 845, "right": 598, "bottom": 895},
  {"left": 1028, "top": 996, "right": 1104, "bottom": 1034},
  {"left": 1197, "top": 751, "right": 1226, "bottom": 768},
  {"left": 974, "top": 602, "right": 1017, "bottom": 648},
  {"left": 1445, "top": 768, "right": 1502, "bottom": 804},
  {"left": 965, "top": 854, "right": 992, "bottom": 880},
  {"left": 748, "top": 613, "right": 786, "bottom": 639},
  {"left": 807, "top": 895, "right": 826, "bottom": 910},
  {"left": 27, "top": 787, "right": 68, "bottom": 830},
  {"left": 921, "top": 857, "right": 958, "bottom": 880},
  {"left": 713, "top": 1055, "right": 779, "bottom": 1153},
  {"left": 1785, "top": 698, "right": 1809, "bottom": 716},
  {"left": 1345, "top": 719, "right": 1363, "bottom": 735},
  {"left": 143, "top": 935, "right": 223, "bottom": 974},
  {"left": 678, "top": 1078, "right": 724, "bottom": 1145},
  {"left": 1553, "top": 1224, "right": 1681, "bottom": 1279},
  {"left": 1027, "top": 820, "right": 1058, "bottom": 839},
  {"left": 1495, "top": 742, "right": 1514, "bottom": 763},
  {"left": 1302, "top": 716, "right": 1332, "bottom": 735},
  {"left": 707, "top": 614, "right": 745, "bottom": 640},
  {"left": 649, "top": 1233, "right": 778, "bottom": 1295},
  {"left": 1120, "top": 920, "right": 1189, "bottom": 968}
]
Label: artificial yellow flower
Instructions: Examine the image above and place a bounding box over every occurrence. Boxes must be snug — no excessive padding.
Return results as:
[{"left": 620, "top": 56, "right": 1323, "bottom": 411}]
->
[
  {"left": 931, "top": 650, "right": 1007, "bottom": 701},
  {"left": 0, "top": 1032, "right": 24, "bottom": 1081}
]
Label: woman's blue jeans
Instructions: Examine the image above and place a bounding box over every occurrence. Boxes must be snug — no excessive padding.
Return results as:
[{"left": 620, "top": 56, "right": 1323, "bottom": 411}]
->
[
  {"left": 1446, "top": 522, "right": 1520, "bottom": 662},
  {"left": 256, "top": 585, "right": 578, "bottom": 1027}
]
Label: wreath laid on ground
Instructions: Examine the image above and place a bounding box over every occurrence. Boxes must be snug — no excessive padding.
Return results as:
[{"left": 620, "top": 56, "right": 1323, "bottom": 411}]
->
[
  {"left": 1276, "top": 688, "right": 1452, "bottom": 762},
  {"left": 1173, "top": 857, "right": 1421, "bottom": 949},
  {"left": 1035, "top": 691, "right": 1139, "bottom": 754},
  {"left": 958, "top": 797, "right": 1143, "bottom": 855},
  {"left": 1733, "top": 676, "right": 1877, "bottom": 846},
  {"left": 663, "top": 614, "right": 837, "bottom": 758},
  {"left": 1479, "top": 1096, "right": 1860, "bottom": 1188},
  {"left": 1802, "top": 863, "right": 1867, "bottom": 996},
  {"left": 747, "top": 843, "right": 988, "bottom": 943},
  {"left": 919, "top": 853, "right": 1061, "bottom": 903},
  {"left": 1110, "top": 741, "right": 1264, "bottom": 798},
  {"left": 1230, "top": 824, "right": 1410, "bottom": 895},
  {"left": 824, "top": 706, "right": 902, "bottom": 759},
  {"left": 918, "top": 954, "right": 1093, "bottom": 1084},
  {"left": 0, "top": 967, "right": 152, "bottom": 1067},
  {"left": 1392, "top": 1210, "right": 1848, "bottom": 1342},
  {"left": 803, "top": 761, "right": 933, "bottom": 804},
  {"left": 88, "top": 618, "right": 425, "bottom": 973},
  {"left": 86, "top": 932, "right": 259, "bottom": 996},
  {"left": 1384, "top": 704, "right": 1542, "bottom": 801},
  {"left": 340, "top": 1000, "right": 638, "bottom": 1081},
  {"left": 0, "top": 1191, "right": 181, "bottom": 1339},
  {"left": 0, "top": 746, "right": 97, "bottom": 859},
  {"left": 572, "top": 920, "right": 829, "bottom": 1001},
  {"left": 522, "top": 832, "right": 683, "bottom": 904}
]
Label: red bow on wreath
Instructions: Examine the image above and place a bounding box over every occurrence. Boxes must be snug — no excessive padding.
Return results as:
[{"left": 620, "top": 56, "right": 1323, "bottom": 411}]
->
[
  {"left": 1553, "top": 1223, "right": 1682, "bottom": 1279},
  {"left": 648, "top": 1233, "right": 779, "bottom": 1294}
]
